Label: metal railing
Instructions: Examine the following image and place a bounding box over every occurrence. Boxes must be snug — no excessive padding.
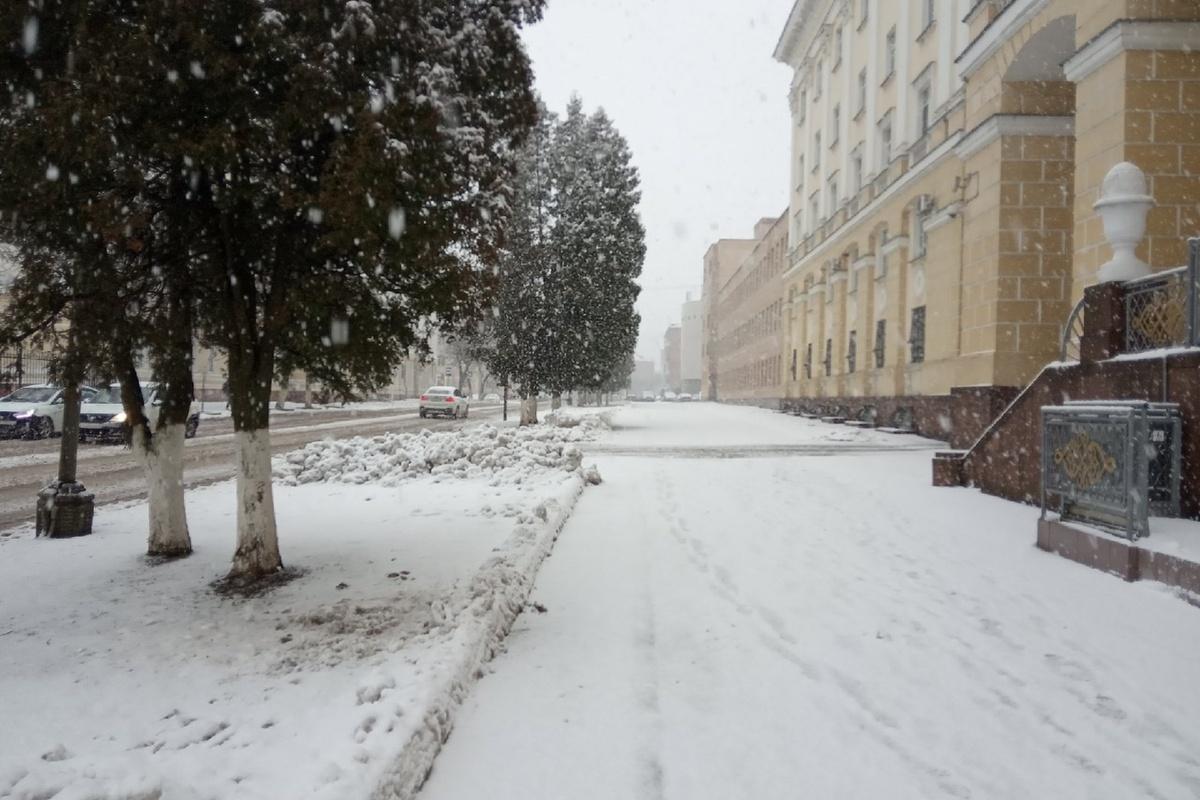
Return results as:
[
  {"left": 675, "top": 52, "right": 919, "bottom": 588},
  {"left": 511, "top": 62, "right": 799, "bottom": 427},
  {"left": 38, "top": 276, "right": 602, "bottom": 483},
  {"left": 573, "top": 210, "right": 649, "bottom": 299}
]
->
[
  {"left": 1123, "top": 238, "right": 1200, "bottom": 353},
  {"left": 1041, "top": 401, "right": 1181, "bottom": 540},
  {"left": 0, "top": 347, "right": 55, "bottom": 395}
]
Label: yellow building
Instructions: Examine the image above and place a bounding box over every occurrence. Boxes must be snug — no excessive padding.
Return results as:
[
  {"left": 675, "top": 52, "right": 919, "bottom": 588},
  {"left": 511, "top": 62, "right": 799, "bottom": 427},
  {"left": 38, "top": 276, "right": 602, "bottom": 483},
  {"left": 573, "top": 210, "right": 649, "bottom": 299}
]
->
[
  {"left": 713, "top": 215, "right": 789, "bottom": 405},
  {"left": 769, "top": 0, "right": 1200, "bottom": 442}
]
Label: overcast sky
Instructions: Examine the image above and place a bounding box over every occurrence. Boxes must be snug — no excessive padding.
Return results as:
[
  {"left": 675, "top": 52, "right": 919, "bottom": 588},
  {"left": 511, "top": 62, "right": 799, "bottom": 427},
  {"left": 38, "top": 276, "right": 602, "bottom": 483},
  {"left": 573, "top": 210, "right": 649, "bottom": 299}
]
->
[{"left": 521, "top": 0, "right": 793, "bottom": 368}]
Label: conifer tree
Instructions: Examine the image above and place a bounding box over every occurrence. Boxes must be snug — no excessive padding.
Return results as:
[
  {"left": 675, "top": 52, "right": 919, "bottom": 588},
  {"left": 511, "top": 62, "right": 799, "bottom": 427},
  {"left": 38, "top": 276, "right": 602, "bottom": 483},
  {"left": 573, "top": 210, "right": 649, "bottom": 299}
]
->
[{"left": 1, "top": 0, "right": 544, "bottom": 577}]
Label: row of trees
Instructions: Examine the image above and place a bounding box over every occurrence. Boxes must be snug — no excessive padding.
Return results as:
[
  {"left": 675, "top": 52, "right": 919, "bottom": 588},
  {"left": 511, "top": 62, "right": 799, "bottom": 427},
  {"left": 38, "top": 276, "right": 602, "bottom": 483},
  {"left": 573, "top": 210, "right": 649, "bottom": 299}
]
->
[
  {"left": 0, "top": 1, "right": 546, "bottom": 578},
  {"left": 484, "top": 97, "right": 644, "bottom": 424}
]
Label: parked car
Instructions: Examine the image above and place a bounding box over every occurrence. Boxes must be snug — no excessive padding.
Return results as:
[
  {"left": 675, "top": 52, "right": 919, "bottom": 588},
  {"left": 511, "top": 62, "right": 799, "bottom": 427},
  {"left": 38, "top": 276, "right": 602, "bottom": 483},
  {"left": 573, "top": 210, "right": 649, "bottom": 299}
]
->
[
  {"left": 662, "top": 391, "right": 678, "bottom": 402},
  {"left": 418, "top": 386, "right": 470, "bottom": 419},
  {"left": 79, "top": 383, "right": 201, "bottom": 443},
  {"left": 678, "top": 393, "right": 694, "bottom": 402},
  {"left": 483, "top": 393, "right": 501, "bottom": 402},
  {"left": 0, "top": 383, "right": 97, "bottom": 439}
]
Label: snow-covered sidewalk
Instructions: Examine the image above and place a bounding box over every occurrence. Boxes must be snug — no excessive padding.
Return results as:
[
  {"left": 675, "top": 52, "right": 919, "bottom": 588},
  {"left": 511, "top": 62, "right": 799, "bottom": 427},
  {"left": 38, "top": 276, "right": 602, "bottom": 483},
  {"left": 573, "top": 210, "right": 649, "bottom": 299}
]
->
[
  {"left": 0, "top": 419, "right": 606, "bottom": 800},
  {"left": 419, "top": 402, "right": 1200, "bottom": 800}
]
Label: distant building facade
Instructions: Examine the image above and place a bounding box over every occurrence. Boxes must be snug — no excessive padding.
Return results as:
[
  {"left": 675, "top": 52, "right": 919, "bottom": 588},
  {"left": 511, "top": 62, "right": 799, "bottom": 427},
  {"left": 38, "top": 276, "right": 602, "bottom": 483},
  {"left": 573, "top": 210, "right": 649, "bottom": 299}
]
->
[
  {"left": 679, "top": 298, "right": 703, "bottom": 395},
  {"left": 631, "top": 359, "right": 658, "bottom": 395},
  {"left": 661, "top": 324, "right": 682, "bottom": 393},
  {"left": 714, "top": 215, "right": 789, "bottom": 405},
  {"left": 701, "top": 238, "right": 755, "bottom": 400}
]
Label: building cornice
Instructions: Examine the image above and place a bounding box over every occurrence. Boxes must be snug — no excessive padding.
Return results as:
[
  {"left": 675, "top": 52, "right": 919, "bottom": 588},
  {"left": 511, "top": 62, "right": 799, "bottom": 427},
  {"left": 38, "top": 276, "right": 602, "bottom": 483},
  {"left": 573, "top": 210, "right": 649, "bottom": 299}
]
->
[
  {"left": 955, "top": 114, "right": 1074, "bottom": 160},
  {"left": 773, "top": 0, "right": 837, "bottom": 66},
  {"left": 783, "top": 131, "right": 963, "bottom": 281},
  {"left": 956, "top": 0, "right": 1052, "bottom": 78},
  {"left": 1064, "top": 21, "right": 1200, "bottom": 83}
]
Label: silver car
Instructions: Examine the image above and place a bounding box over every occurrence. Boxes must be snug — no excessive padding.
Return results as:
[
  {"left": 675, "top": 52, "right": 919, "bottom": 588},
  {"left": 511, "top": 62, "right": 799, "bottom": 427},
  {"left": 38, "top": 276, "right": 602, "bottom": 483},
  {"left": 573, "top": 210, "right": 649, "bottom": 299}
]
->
[
  {"left": 0, "top": 384, "right": 97, "bottom": 439},
  {"left": 418, "top": 386, "right": 470, "bottom": 419}
]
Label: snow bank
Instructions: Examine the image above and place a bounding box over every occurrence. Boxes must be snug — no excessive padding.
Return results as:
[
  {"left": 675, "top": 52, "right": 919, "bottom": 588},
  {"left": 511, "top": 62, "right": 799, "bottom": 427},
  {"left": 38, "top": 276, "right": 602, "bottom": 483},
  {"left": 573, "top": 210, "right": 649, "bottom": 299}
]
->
[
  {"left": 275, "top": 415, "right": 609, "bottom": 487},
  {"left": 0, "top": 415, "right": 612, "bottom": 800}
]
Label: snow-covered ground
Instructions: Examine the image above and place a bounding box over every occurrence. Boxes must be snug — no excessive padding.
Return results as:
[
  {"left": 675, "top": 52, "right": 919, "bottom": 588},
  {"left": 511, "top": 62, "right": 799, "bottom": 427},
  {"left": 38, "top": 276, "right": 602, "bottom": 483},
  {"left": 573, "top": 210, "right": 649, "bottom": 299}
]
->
[
  {"left": 420, "top": 402, "right": 1200, "bottom": 800},
  {"left": 0, "top": 417, "right": 607, "bottom": 800}
]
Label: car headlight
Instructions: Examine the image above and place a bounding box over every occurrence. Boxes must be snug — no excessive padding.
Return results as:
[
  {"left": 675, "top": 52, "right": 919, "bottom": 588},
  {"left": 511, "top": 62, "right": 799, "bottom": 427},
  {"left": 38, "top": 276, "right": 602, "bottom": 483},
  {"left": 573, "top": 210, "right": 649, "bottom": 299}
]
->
[
  {"left": 14, "top": 409, "right": 35, "bottom": 419},
  {"left": 110, "top": 412, "right": 127, "bottom": 424}
]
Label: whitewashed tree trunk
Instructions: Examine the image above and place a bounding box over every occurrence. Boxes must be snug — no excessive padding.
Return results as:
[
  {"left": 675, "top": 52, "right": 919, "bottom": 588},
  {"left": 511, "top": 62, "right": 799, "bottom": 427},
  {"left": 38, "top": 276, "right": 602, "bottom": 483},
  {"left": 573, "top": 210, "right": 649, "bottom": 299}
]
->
[
  {"left": 230, "top": 429, "right": 282, "bottom": 575},
  {"left": 135, "top": 423, "right": 192, "bottom": 557},
  {"left": 519, "top": 395, "right": 538, "bottom": 426}
]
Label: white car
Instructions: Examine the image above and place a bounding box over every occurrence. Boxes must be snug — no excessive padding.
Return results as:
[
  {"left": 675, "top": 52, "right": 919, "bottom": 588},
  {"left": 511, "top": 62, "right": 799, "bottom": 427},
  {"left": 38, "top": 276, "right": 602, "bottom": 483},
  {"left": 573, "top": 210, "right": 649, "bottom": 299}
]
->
[
  {"left": 0, "top": 383, "right": 97, "bottom": 439},
  {"left": 418, "top": 386, "right": 470, "bottom": 419},
  {"left": 79, "top": 383, "right": 201, "bottom": 443}
]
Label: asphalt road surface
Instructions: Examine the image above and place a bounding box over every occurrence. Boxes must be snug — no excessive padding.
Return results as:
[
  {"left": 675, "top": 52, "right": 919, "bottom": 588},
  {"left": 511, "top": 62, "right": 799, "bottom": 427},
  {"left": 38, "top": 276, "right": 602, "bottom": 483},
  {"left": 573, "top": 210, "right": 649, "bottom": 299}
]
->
[{"left": 0, "top": 402, "right": 516, "bottom": 532}]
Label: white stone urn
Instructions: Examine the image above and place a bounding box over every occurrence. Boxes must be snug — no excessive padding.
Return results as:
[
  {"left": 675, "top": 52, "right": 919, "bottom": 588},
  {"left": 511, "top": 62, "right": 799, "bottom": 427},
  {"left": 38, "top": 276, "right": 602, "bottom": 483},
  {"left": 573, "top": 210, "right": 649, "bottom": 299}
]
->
[{"left": 1094, "top": 161, "right": 1154, "bottom": 283}]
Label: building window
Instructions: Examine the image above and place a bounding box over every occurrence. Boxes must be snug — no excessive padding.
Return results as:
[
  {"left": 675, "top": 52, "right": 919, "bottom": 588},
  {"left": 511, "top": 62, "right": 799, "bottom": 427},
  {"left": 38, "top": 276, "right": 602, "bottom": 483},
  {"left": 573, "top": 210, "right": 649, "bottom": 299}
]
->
[
  {"left": 859, "top": 0, "right": 869, "bottom": 28},
  {"left": 884, "top": 28, "right": 896, "bottom": 80},
  {"left": 833, "top": 27, "right": 843, "bottom": 70},
  {"left": 814, "top": 61, "right": 823, "bottom": 98},
  {"left": 791, "top": 210, "right": 803, "bottom": 243},
  {"left": 813, "top": 132, "right": 821, "bottom": 170},
  {"left": 828, "top": 173, "right": 839, "bottom": 212},
  {"left": 831, "top": 104, "right": 840, "bottom": 146},
  {"left": 804, "top": 343, "right": 813, "bottom": 378},
  {"left": 824, "top": 339, "right": 833, "bottom": 376},
  {"left": 857, "top": 69, "right": 867, "bottom": 117},
  {"left": 852, "top": 147, "right": 864, "bottom": 193},
  {"left": 791, "top": 348, "right": 798, "bottom": 380},
  {"left": 909, "top": 306, "right": 926, "bottom": 363},
  {"left": 921, "top": 0, "right": 936, "bottom": 33},
  {"left": 913, "top": 203, "right": 930, "bottom": 259},
  {"left": 799, "top": 89, "right": 807, "bottom": 123},
  {"left": 847, "top": 330, "right": 857, "bottom": 373},
  {"left": 878, "top": 113, "right": 893, "bottom": 169},
  {"left": 810, "top": 192, "right": 820, "bottom": 229},
  {"left": 915, "top": 81, "right": 932, "bottom": 136},
  {"left": 874, "top": 319, "right": 886, "bottom": 367}
]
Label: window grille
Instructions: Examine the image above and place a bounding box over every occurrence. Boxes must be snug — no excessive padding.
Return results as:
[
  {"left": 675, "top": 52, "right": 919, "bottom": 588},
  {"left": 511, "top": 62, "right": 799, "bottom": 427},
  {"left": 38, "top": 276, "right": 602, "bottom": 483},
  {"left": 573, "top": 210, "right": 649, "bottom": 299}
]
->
[
  {"left": 874, "top": 319, "right": 886, "bottom": 367},
  {"left": 824, "top": 338, "right": 833, "bottom": 376},
  {"left": 909, "top": 306, "right": 926, "bottom": 363},
  {"left": 847, "top": 330, "right": 857, "bottom": 373}
]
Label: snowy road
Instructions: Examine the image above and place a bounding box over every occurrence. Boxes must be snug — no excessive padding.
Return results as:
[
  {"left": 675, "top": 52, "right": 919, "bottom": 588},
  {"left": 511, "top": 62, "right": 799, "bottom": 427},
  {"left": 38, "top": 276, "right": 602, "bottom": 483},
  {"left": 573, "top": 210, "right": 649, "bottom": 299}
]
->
[
  {"left": 0, "top": 402, "right": 514, "bottom": 531},
  {"left": 420, "top": 402, "right": 1200, "bottom": 800}
]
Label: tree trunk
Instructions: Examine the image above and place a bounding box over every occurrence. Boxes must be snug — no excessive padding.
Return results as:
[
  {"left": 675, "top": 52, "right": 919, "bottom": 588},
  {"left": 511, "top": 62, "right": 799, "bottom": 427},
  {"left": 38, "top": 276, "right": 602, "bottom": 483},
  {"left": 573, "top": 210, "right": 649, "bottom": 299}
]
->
[
  {"left": 227, "top": 350, "right": 282, "bottom": 577},
  {"left": 230, "top": 427, "right": 280, "bottom": 575},
  {"left": 135, "top": 423, "right": 191, "bottom": 557},
  {"left": 550, "top": 391, "right": 562, "bottom": 410},
  {"left": 519, "top": 394, "right": 538, "bottom": 426}
]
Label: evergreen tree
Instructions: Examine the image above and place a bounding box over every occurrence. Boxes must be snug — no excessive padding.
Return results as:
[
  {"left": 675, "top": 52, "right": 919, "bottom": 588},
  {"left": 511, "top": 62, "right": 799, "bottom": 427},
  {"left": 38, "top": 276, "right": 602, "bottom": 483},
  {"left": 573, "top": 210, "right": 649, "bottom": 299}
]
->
[
  {"left": 1, "top": 0, "right": 544, "bottom": 577},
  {"left": 489, "top": 97, "right": 644, "bottom": 423}
]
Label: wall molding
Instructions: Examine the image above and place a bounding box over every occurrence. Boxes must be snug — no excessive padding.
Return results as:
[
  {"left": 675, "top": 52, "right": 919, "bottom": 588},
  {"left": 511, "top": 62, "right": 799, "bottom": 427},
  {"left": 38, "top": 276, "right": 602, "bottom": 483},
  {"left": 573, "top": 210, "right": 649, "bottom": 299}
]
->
[
  {"left": 955, "top": 114, "right": 1074, "bottom": 160},
  {"left": 1064, "top": 21, "right": 1200, "bottom": 83},
  {"left": 956, "top": 0, "right": 1052, "bottom": 78}
]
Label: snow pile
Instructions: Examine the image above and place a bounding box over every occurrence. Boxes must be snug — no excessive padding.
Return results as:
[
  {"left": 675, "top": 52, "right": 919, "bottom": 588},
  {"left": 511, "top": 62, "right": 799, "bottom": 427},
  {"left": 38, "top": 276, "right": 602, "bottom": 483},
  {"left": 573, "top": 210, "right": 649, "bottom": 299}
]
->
[{"left": 275, "top": 416, "right": 609, "bottom": 487}]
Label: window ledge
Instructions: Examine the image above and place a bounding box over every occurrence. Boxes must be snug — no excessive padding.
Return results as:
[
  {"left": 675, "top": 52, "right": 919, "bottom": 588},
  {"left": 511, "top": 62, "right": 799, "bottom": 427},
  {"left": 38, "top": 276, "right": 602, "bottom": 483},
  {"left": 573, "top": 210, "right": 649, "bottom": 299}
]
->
[
  {"left": 857, "top": 16, "right": 868, "bottom": 32},
  {"left": 880, "top": 71, "right": 895, "bottom": 88},
  {"left": 853, "top": 107, "right": 864, "bottom": 122},
  {"left": 916, "top": 20, "right": 937, "bottom": 44}
]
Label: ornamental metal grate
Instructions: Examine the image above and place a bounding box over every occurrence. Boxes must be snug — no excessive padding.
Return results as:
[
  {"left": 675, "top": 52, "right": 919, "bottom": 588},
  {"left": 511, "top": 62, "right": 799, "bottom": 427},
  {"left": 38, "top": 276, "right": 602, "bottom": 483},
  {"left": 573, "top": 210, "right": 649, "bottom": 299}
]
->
[
  {"left": 846, "top": 330, "right": 857, "bottom": 373},
  {"left": 1040, "top": 402, "right": 1176, "bottom": 540},
  {"left": 1123, "top": 237, "right": 1200, "bottom": 353}
]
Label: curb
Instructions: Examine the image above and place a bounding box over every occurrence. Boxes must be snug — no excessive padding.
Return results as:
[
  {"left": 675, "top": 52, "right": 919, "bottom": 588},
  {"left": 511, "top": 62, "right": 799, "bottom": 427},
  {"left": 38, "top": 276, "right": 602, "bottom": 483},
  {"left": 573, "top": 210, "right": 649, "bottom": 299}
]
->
[{"left": 370, "top": 473, "right": 586, "bottom": 799}]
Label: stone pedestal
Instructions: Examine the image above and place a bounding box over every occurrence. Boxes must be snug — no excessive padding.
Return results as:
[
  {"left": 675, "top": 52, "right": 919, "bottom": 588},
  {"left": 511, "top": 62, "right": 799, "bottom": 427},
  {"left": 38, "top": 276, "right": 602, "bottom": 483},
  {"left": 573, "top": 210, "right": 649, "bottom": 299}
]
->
[
  {"left": 36, "top": 481, "right": 95, "bottom": 538},
  {"left": 1079, "top": 281, "right": 1126, "bottom": 363}
]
